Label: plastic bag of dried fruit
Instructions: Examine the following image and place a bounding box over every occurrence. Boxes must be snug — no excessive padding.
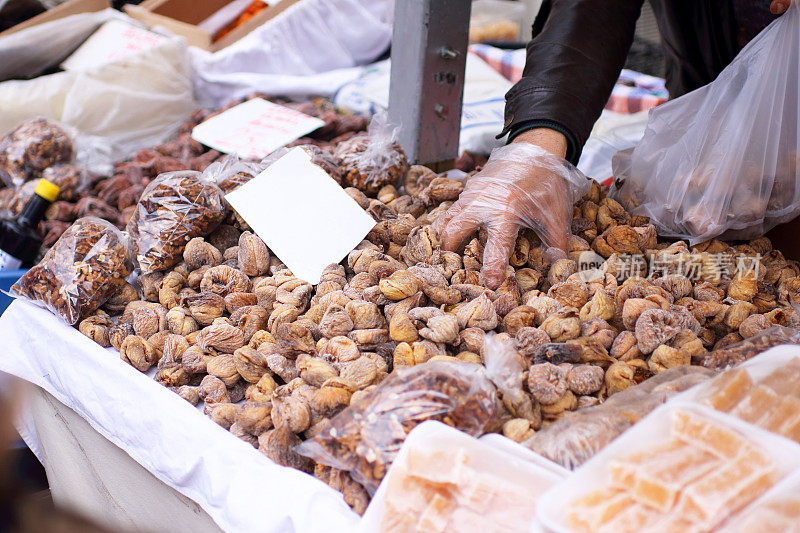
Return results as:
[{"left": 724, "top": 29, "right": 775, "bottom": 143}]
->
[
  {"left": 126, "top": 168, "right": 227, "bottom": 274},
  {"left": 11, "top": 217, "right": 132, "bottom": 325},
  {"left": 703, "top": 325, "right": 800, "bottom": 370},
  {"left": 333, "top": 111, "right": 408, "bottom": 195},
  {"left": 296, "top": 360, "right": 499, "bottom": 494},
  {"left": 0, "top": 118, "right": 73, "bottom": 188},
  {"left": 525, "top": 366, "right": 716, "bottom": 470},
  {"left": 610, "top": 4, "right": 800, "bottom": 244}
]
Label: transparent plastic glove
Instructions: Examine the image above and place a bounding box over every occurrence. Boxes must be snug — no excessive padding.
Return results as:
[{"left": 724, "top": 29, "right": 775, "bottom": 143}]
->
[{"left": 435, "top": 143, "right": 589, "bottom": 289}]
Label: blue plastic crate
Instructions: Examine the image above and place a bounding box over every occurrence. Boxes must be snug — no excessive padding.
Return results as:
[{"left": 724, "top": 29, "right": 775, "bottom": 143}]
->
[{"left": 0, "top": 269, "right": 26, "bottom": 315}]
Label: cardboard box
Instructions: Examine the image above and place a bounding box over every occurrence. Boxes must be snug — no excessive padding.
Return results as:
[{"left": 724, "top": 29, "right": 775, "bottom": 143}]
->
[
  {"left": 0, "top": 0, "right": 110, "bottom": 37},
  {"left": 124, "top": 0, "right": 301, "bottom": 51}
]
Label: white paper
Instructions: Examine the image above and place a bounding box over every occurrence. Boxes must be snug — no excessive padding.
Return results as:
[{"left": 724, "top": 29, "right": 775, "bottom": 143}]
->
[
  {"left": 191, "top": 98, "right": 326, "bottom": 160},
  {"left": 225, "top": 147, "right": 376, "bottom": 284},
  {"left": 0, "top": 300, "right": 361, "bottom": 533},
  {"left": 61, "top": 19, "right": 168, "bottom": 71}
]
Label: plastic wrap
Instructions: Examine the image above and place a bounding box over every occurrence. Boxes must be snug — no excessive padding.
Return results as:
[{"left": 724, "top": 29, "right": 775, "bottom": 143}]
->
[
  {"left": 482, "top": 332, "right": 535, "bottom": 419},
  {"left": 525, "top": 366, "right": 715, "bottom": 470},
  {"left": 719, "top": 471, "right": 800, "bottom": 532},
  {"left": 537, "top": 404, "right": 800, "bottom": 533},
  {"left": 10, "top": 217, "right": 132, "bottom": 325},
  {"left": 127, "top": 170, "right": 227, "bottom": 274},
  {"left": 333, "top": 112, "right": 408, "bottom": 195},
  {"left": 686, "top": 346, "right": 800, "bottom": 445},
  {"left": 703, "top": 326, "right": 800, "bottom": 370},
  {"left": 296, "top": 360, "right": 499, "bottom": 494},
  {"left": 0, "top": 118, "right": 73, "bottom": 188},
  {"left": 41, "top": 163, "right": 89, "bottom": 202},
  {"left": 610, "top": 4, "right": 800, "bottom": 243},
  {"left": 359, "top": 421, "right": 565, "bottom": 533}
]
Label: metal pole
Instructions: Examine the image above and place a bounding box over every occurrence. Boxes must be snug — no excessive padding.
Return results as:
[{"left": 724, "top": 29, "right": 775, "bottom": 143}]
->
[{"left": 388, "top": 0, "right": 472, "bottom": 168}]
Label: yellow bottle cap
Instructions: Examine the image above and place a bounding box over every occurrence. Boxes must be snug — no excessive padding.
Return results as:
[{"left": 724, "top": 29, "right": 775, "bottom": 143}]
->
[{"left": 34, "top": 179, "right": 60, "bottom": 202}]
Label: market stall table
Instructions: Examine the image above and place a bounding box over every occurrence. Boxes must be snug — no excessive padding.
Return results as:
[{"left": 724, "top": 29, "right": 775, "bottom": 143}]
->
[{"left": 0, "top": 299, "right": 360, "bottom": 533}]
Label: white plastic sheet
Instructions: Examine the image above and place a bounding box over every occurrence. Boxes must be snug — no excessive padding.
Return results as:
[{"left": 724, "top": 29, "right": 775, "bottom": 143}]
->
[
  {"left": 191, "top": 0, "right": 394, "bottom": 108},
  {"left": 0, "top": 9, "right": 195, "bottom": 167},
  {"left": 0, "top": 300, "right": 360, "bottom": 533}
]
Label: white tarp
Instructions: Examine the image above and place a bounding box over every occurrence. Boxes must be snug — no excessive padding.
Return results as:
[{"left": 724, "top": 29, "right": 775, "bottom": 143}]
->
[
  {"left": 191, "top": 0, "right": 394, "bottom": 108},
  {"left": 0, "top": 300, "right": 360, "bottom": 533},
  {"left": 0, "top": 9, "right": 195, "bottom": 168}
]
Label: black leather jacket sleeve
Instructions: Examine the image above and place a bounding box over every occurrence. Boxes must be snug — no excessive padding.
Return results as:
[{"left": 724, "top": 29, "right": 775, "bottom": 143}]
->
[{"left": 501, "top": 0, "right": 644, "bottom": 164}]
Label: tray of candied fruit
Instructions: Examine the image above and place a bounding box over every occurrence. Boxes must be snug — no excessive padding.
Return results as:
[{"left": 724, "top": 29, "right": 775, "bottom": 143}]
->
[
  {"left": 536, "top": 402, "right": 800, "bottom": 533},
  {"left": 681, "top": 345, "right": 800, "bottom": 445}
]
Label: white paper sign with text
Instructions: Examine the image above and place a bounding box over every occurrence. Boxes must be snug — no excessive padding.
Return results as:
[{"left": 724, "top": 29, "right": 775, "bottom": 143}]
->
[
  {"left": 61, "top": 19, "right": 168, "bottom": 71},
  {"left": 191, "top": 98, "right": 326, "bottom": 160},
  {"left": 225, "top": 147, "right": 375, "bottom": 284}
]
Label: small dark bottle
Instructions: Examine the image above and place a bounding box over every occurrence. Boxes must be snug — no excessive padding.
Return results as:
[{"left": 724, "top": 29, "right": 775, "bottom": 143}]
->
[{"left": 0, "top": 179, "right": 59, "bottom": 269}]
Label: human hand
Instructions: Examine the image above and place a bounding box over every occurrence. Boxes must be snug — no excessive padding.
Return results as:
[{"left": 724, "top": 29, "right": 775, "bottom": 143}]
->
[
  {"left": 435, "top": 134, "right": 589, "bottom": 289},
  {"left": 771, "top": 0, "right": 796, "bottom": 14}
]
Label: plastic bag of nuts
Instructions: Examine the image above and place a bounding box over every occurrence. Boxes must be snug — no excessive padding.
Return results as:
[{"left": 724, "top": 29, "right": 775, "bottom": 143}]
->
[
  {"left": 127, "top": 169, "right": 227, "bottom": 273},
  {"left": 333, "top": 112, "right": 408, "bottom": 195},
  {"left": 11, "top": 217, "right": 132, "bottom": 325},
  {"left": 296, "top": 360, "right": 499, "bottom": 494},
  {"left": 0, "top": 118, "right": 74, "bottom": 188}
]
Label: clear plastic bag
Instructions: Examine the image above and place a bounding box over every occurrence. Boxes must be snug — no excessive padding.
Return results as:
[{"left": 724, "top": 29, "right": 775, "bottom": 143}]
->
[
  {"left": 482, "top": 332, "right": 536, "bottom": 420},
  {"left": 333, "top": 112, "right": 408, "bottom": 195},
  {"left": 0, "top": 118, "right": 73, "bottom": 188},
  {"left": 525, "top": 366, "right": 715, "bottom": 470},
  {"left": 295, "top": 360, "right": 499, "bottom": 494},
  {"left": 11, "top": 217, "right": 132, "bottom": 325},
  {"left": 126, "top": 169, "right": 227, "bottom": 274},
  {"left": 703, "top": 326, "right": 800, "bottom": 370},
  {"left": 610, "top": 4, "right": 800, "bottom": 244},
  {"left": 41, "top": 163, "right": 90, "bottom": 202},
  {"left": 359, "top": 421, "right": 565, "bottom": 533}
]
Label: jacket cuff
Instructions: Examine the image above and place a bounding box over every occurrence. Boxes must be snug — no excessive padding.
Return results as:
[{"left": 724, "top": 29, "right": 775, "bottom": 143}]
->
[
  {"left": 499, "top": 82, "right": 598, "bottom": 166},
  {"left": 505, "top": 120, "right": 579, "bottom": 165}
]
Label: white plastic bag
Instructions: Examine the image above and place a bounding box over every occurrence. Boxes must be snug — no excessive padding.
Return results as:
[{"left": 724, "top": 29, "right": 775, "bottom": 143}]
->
[
  {"left": 0, "top": 10, "right": 194, "bottom": 167},
  {"left": 611, "top": 4, "right": 800, "bottom": 244}
]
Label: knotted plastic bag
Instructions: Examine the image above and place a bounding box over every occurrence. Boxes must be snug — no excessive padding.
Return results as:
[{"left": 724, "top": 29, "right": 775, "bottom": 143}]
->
[
  {"left": 334, "top": 111, "right": 408, "bottom": 196},
  {"left": 611, "top": 4, "right": 800, "bottom": 244}
]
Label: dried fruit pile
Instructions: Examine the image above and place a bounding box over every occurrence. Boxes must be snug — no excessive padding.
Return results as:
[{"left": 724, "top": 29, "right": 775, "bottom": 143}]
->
[{"left": 14, "top": 101, "right": 800, "bottom": 513}]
